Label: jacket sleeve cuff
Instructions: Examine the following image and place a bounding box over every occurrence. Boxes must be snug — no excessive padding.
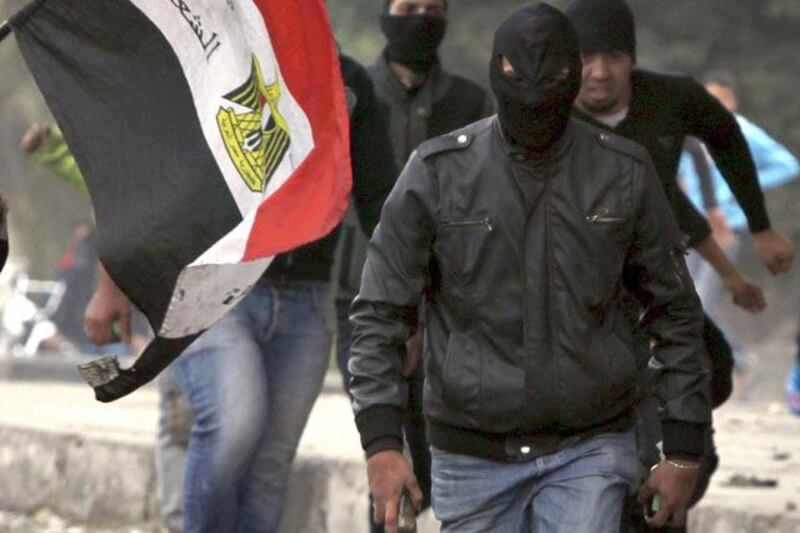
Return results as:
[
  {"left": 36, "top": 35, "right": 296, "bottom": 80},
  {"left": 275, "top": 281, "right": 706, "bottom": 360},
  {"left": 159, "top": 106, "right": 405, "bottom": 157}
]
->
[
  {"left": 365, "top": 436, "right": 404, "bottom": 458},
  {"left": 748, "top": 217, "right": 772, "bottom": 234},
  {"left": 686, "top": 225, "right": 712, "bottom": 248},
  {"left": 661, "top": 420, "right": 708, "bottom": 460},
  {"left": 356, "top": 404, "right": 404, "bottom": 457}
]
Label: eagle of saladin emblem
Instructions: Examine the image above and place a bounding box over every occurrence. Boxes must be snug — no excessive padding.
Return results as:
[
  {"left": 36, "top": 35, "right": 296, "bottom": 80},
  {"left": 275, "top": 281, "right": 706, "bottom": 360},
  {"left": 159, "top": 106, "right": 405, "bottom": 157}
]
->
[{"left": 217, "top": 56, "right": 291, "bottom": 193}]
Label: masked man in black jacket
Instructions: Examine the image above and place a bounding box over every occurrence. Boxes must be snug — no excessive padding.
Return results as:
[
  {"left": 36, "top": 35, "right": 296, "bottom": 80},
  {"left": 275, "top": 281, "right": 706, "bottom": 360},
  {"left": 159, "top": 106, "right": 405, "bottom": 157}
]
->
[{"left": 349, "top": 4, "right": 710, "bottom": 532}]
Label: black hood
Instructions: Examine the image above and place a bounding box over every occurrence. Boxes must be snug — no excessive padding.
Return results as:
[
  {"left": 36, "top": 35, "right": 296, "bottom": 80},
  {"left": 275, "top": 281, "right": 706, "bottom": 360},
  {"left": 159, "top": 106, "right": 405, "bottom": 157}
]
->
[{"left": 490, "top": 3, "right": 582, "bottom": 152}]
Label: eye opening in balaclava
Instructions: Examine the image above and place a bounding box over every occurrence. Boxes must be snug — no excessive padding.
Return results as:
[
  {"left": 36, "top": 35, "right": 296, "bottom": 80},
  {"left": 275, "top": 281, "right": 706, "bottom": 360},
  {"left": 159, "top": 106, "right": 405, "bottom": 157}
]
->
[
  {"left": 381, "top": 1, "right": 448, "bottom": 74},
  {"left": 490, "top": 3, "right": 582, "bottom": 152}
]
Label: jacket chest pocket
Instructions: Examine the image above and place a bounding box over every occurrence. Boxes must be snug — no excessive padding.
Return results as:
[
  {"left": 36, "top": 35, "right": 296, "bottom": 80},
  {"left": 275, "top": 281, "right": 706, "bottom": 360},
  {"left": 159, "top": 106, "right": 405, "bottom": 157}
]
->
[
  {"left": 436, "top": 216, "right": 495, "bottom": 286},
  {"left": 582, "top": 208, "right": 630, "bottom": 296},
  {"left": 584, "top": 207, "right": 630, "bottom": 248}
]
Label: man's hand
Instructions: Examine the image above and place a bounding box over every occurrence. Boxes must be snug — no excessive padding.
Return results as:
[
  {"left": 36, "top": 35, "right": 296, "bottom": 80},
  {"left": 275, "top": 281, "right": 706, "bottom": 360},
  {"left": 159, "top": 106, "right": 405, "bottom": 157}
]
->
[
  {"left": 639, "top": 459, "right": 699, "bottom": 528},
  {"left": 84, "top": 265, "right": 132, "bottom": 345},
  {"left": 402, "top": 330, "right": 423, "bottom": 377},
  {"left": 367, "top": 450, "right": 422, "bottom": 533},
  {"left": 19, "top": 123, "right": 51, "bottom": 154},
  {"left": 753, "top": 228, "right": 795, "bottom": 275},
  {"left": 707, "top": 208, "right": 733, "bottom": 249},
  {"left": 721, "top": 272, "right": 766, "bottom": 313}
]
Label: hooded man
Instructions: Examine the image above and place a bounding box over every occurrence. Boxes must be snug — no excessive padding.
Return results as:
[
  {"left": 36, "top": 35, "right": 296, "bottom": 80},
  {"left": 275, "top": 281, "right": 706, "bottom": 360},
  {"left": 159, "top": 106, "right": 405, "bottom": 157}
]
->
[
  {"left": 369, "top": 0, "right": 494, "bottom": 166},
  {"left": 348, "top": 4, "right": 710, "bottom": 532}
]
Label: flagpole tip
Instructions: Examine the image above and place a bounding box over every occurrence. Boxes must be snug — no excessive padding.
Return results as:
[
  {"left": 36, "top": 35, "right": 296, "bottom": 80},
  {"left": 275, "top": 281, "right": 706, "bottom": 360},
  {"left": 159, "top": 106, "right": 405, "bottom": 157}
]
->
[{"left": 0, "top": 21, "right": 11, "bottom": 43}]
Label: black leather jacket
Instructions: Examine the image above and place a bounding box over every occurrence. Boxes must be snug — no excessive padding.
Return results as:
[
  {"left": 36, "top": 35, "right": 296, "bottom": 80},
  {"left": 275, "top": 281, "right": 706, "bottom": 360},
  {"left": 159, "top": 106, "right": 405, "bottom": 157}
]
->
[{"left": 350, "top": 116, "right": 710, "bottom": 462}]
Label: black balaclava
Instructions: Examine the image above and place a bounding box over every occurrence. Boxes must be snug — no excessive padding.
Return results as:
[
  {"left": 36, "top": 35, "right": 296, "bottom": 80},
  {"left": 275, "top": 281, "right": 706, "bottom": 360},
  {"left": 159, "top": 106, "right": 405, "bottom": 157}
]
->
[
  {"left": 380, "top": 2, "right": 448, "bottom": 74},
  {"left": 490, "top": 3, "right": 582, "bottom": 152},
  {"left": 563, "top": 0, "right": 636, "bottom": 59}
]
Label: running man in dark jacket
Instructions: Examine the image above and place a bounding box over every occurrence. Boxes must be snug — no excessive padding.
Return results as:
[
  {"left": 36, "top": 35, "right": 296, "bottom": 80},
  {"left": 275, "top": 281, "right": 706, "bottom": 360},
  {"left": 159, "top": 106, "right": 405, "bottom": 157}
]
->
[{"left": 563, "top": 0, "right": 795, "bottom": 530}]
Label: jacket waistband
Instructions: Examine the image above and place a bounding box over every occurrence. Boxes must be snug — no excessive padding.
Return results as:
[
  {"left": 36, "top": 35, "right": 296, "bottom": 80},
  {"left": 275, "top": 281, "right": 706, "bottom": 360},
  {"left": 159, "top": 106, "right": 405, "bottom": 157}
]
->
[{"left": 427, "top": 409, "right": 636, "bottom": 463}]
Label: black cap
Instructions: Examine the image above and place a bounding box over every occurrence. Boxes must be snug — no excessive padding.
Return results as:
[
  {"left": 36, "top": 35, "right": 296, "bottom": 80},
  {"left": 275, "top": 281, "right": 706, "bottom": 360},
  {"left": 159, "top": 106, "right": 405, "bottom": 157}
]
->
[
  {"left": 564, "top": 0, "right": 636, "bottom": 59},
  {"left": 383, "top": 0, "right": 448, "bottom": 12}
]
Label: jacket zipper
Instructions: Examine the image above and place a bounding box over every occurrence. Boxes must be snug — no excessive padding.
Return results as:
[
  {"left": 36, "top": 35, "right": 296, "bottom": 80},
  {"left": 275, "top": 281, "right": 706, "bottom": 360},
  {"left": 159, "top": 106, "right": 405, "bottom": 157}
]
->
[
  {"left": 543, "top": 180, "right": 557, "bottom": 418},
  {"left": 586, "top": 214, "right": 626, "bottom": 224},
  {"left": 443, "top": 217, "right": 494, "bottom": 231}
]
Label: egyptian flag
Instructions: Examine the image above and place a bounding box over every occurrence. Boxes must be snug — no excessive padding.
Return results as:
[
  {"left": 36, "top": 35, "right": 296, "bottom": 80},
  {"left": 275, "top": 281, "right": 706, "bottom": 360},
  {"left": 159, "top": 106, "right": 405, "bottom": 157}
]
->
[{"left": 7, "top": 0, "right": 352, "bottom": 401}]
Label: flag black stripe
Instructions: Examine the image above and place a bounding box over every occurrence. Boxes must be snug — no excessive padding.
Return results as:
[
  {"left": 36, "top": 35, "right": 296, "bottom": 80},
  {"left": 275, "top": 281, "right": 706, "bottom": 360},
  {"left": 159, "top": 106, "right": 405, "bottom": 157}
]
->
[{"left": 12, "top": 0, "right": 244, "bottom": 331}]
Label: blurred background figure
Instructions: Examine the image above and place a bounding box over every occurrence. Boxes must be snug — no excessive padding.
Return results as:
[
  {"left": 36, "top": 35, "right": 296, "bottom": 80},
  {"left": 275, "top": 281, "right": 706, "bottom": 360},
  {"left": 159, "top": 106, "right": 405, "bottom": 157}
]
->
[
  {"left": 18, "top": 122, "right": 186, "bottom": 533},
  {"left": 679, "top": 69, "right": 800, "bottom": 398},
  {"left": 50, "top": 223, "right": 94, "bottom": 349}
]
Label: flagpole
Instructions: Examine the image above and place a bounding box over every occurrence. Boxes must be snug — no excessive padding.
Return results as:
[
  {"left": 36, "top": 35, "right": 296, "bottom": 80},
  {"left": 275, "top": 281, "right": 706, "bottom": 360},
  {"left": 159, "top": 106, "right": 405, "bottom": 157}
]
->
[
  {"left": 1, "top": 0, "right": 47, "bottom": 45},
  {"left": 0, "top": 20, "right": 10, "bottom": 44}
]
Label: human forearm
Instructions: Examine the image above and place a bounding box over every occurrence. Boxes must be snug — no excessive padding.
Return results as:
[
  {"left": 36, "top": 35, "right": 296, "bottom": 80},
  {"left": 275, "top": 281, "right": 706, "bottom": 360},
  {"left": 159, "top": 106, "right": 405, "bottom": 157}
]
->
[
  {"left": 692, "top": 235, "right": 737, "bottom": 279},
  {"left": 691, "top": 92, "right": 769, "bottom": 232},
  {"left": 351, "top": 288, "right": 426, "bottom": 456},
  {"left": 671, "top": 189, "right": 711, "bottom": 247},
  {"left": 84, "top": 263, "right": 132, "bottom": 344},
  {"left": 350, "top": 155, "right": 436, "bottom": 454},
  {"left": 626, "top": 167, "right": 710, "bottom": 455}
]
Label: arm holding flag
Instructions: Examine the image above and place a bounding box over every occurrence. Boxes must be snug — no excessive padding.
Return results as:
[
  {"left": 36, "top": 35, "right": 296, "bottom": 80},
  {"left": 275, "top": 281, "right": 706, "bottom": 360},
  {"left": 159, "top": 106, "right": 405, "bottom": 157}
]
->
[{"left": 21, "top": 124, "right": 88, "bottom": 194}]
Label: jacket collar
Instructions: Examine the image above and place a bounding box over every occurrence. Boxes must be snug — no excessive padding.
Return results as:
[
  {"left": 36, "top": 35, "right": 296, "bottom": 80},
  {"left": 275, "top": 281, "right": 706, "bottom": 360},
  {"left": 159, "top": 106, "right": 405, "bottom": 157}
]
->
[{"left": 493, "top": 116, "right": 575, "bottom": 167}]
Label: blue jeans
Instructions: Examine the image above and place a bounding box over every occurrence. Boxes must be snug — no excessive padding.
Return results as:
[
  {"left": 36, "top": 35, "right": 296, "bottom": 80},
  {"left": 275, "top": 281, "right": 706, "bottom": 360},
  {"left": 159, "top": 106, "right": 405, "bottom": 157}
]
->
[
  {"left": 431, "top": 430, "right": 637, "bottom": 533},
  {"left": 172, "top": 282, "right": 333, "bottom": 533}
]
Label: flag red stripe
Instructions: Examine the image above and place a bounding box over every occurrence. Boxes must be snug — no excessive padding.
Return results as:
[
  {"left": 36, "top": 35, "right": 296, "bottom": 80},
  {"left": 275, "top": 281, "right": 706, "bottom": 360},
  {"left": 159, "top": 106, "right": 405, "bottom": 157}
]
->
[{"left": 243, "top": 0, "right": 352, "bottom": 261}]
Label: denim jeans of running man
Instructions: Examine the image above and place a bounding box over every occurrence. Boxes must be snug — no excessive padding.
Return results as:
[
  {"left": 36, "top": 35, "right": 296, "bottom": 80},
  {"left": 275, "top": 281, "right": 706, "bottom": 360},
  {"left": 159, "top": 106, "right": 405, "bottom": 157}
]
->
[
  {"left": 685, "top": 236, "right": 749, "bottom": 371},
  {"left": 172, "top": 282, "right": 333, "bottom": 533},
  {"left": 431, "top": 430, "right": 638, "bottom": 533}
]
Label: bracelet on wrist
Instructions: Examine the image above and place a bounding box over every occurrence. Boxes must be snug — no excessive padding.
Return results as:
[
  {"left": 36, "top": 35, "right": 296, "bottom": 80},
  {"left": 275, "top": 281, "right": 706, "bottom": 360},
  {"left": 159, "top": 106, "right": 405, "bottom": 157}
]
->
[{"left": 665, "top": 459, "right": 700, "bottom": 470}]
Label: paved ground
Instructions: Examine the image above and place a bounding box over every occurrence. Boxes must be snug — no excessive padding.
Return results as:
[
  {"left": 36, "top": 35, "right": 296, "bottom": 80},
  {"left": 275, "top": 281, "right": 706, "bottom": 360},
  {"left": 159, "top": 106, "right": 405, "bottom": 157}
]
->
[
  {"left": 1, "top": 188, "right": 798, "bottom": 531},
  {"left": 1, "top": 361, "right": 800, "bottom": 533}
]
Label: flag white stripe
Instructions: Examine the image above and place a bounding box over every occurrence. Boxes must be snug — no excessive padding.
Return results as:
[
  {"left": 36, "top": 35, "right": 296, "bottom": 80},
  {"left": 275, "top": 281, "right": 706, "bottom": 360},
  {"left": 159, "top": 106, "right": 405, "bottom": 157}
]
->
[{"left": 124, "top": 0, "right": 316, "bottom": 336}]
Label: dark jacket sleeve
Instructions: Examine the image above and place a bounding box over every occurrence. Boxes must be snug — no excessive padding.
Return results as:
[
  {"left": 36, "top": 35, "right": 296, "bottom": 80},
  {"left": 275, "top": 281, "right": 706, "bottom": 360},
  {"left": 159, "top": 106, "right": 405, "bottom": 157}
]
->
[
  {"left": 680, "top": 77, "right": 770, "bottom": 232},
  {"left": 624, "top": 157, "right": 711, "bottom": 459},
  {"left": 684, "top": 137, "right": 717, "bottom": 210},
  {"left": 348, "top": 153, "right": 437, "bottom": 457},
  {"left": 672, "top": 188, "right": 712, "bottom": 248},
  {"left": 345, "top": 59, "right": 398, "bottom": 237}
]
